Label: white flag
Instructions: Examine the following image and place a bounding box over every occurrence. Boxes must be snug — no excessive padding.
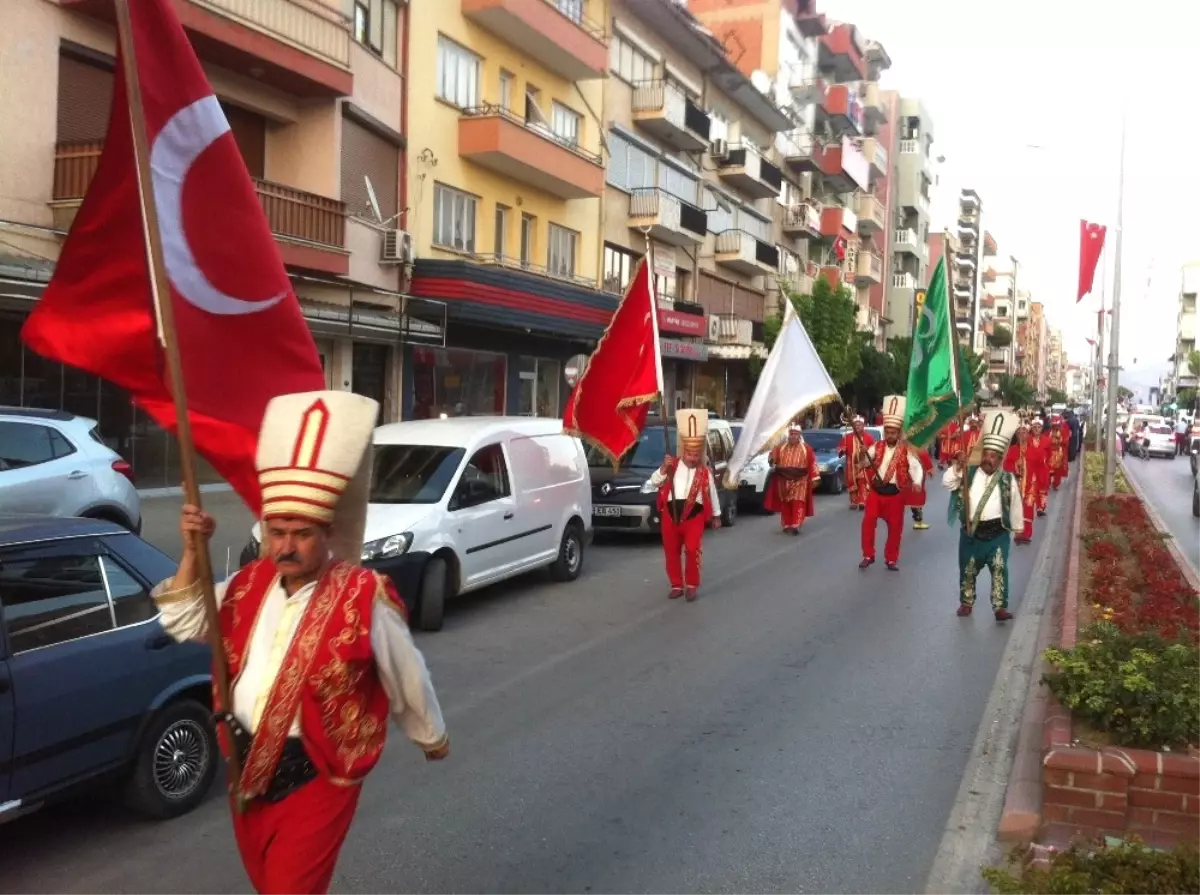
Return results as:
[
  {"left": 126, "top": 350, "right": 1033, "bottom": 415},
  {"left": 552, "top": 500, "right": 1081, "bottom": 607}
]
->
[{"left": 724, "top": 302, "right": 839, "bottom": 486}]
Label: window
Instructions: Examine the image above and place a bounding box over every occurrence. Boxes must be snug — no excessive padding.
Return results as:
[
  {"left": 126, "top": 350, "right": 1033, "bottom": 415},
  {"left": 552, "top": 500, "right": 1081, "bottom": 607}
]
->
[
  {"left": 432, "top": 183, "right": 477, "bottom": 253},
  {"left": 494, "top": 204, "right": 509, "bottom": 258},
  {"left": 525, "top": 86, "right": 549, "bottom": 131},
  {"left": 410, "top": 347, "right": 507, "bottom": 419},
  {"left": 610, "top": 32, "right": 656, "bottom": 85},
  {"left": 547, "top": 224, "right": 578, "bottom": 279},
  {"left": 555, "top": 0, "right": 583, "bottom": 22},
  {"left": 499, "top": 70, "right": 514, "bottom": 111},
  {"left": 603, "top": 243, "right": 638, "bottom": 293},
  {"left": 520, "top": 213, "right": 536, "bottom": 267},
  {"left": 0, "top": 422, "right": 75, "bottom": 470},
  {"left": 657, "top": 162, "right": 698, "bottom": 204},
  {"left": 341, "top": 113, "right": 399, "bottom": 221},
  {"left": 707, "top": 429, "right": 729, "bottom": 463},
  {"left": 737, "top": 207, "right": 770, "bottom": 241},
  {"left": 102, "top": 557, "right": 158, "bottom": 628},
  {"left": 0, "top": 553, "right": 113, "bottom": 653},
  {"left": 454, "top": 444, "right": 511, "bottom": 508},
  {"left": 709, "top": 110, "right": 730, "bottom": 143},
  {"left": 705, "top": 186, "right": 734, "bottom": 234},
  {"left": 351, "top": 0, "right": 395, "bottom": 63},
  {"left": 516, "top": 357, "right": 562, "bottom": 417},
  {"left": 353, "top": 3, "right": 368, "bottom": 46},
  {"left": 436, "top": 35, "right": 480, "bottom": 108},
  {"left": 551, "top": 101, "right": 581, "bottom": 146},
  {"left": 606, "top": 132, "right": 656, "bottom": 192},
  {"left": 370, "top": 445, "right": 465, "bottom": 505}
]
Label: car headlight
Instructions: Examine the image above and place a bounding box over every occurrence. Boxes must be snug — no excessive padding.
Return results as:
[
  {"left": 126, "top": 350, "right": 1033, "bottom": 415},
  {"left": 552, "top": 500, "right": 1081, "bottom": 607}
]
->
[
  {"left": 745, "top": 456, "right": 767, "bottom": 473},
  {"left": 361, "top": 533, "right": 413, "bottom": 562}
]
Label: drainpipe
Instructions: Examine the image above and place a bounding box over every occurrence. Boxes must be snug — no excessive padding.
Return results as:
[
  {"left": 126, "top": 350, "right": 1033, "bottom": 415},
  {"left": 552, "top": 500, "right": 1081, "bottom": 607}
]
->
[{"left": 398, "top": 0, "right": 410, "bottom": 236}]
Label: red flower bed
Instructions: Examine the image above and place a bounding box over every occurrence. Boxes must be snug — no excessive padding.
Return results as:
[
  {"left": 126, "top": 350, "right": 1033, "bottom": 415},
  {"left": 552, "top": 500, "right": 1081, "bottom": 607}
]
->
[{"left": 1084, "top": 495, "right": 1199, "bottom": 642}]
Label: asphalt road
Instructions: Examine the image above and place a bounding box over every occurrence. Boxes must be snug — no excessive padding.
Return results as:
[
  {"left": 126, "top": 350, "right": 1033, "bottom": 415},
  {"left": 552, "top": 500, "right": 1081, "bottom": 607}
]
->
[
  {"left": 1120, "top": 452, "right": 1200, "bottom": 577},
  {"left": 1, "top": 473, "right": 1072, "bottom": 894}
]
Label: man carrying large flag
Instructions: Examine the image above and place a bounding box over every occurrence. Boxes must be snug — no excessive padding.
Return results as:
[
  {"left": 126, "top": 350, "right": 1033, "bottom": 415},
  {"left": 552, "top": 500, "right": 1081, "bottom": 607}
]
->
[
  {"left": 725, "top": 300, "right": 839, "bottom": 510},
  {"left": 20, "top": 1, "right": 448, "bottom": 890}
]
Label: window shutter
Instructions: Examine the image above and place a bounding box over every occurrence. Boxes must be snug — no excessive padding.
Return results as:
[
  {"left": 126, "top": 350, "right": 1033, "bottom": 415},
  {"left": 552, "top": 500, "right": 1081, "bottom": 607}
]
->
[
  {"left": 56, "top": 55, "right": 114, "bottom": 142},
  {"left": 341, "top": 115, "right": 399, "bottom": 221},
  {"left": 607, "top": 134, "right": 629, "bottom": 189}
]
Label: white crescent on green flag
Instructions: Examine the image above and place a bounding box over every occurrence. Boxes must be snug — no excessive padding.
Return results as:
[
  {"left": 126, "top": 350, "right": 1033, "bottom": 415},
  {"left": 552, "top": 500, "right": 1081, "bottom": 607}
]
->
[
  {"left": 724, "top": 301, "right": 839, "bottom": 487},
  {"left": 903, "top": 256, "right": 976, "bottom": 448}
]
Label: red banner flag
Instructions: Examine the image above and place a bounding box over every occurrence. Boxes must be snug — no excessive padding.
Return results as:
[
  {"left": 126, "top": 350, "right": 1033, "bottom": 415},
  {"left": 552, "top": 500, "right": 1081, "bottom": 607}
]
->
[
  {"left": 563, "top": 258, "right": 663, "bottom": 466},
  {"left": 1078, "top": 219, "right": 1107, "bottom": 302},
  {"left": 21, "top": 0, "right": 325, "bottom": 513}
]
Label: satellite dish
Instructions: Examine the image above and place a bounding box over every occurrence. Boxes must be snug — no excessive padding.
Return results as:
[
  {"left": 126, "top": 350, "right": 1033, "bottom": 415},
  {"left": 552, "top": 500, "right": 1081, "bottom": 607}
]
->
[
  {"left": 364, "top": 175, "right": 383, "bottom": 223},
  {"left": 750, "top": 70, "right": 772, "bottom": 94}
]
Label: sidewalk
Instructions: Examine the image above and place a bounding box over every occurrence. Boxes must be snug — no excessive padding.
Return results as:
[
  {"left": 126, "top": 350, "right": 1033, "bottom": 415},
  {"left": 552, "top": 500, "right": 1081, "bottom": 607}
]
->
[{"left": 139, "top": 488, "right": 255, "bottom": 574}]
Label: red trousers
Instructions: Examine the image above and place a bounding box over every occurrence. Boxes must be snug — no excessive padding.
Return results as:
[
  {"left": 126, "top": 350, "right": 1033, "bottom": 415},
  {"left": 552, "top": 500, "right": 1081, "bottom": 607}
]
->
[
  {"left": 1050, "top": 470, "right": 1064, "bottom": 490},
  {"left": 779, "top": 500, "right": 807, "bottom": 529},
  {"left": 861, "top": 491, "right": 907, "bottom": 563},
  {"left": 1018, "top": 500, "right": 1035, "bottom": 541},
  {"left": 232, "top": 776, "right": 362, "bottom": 894},
  {"left": 661, "top": 510, "right": 706, "bottom": 588}
]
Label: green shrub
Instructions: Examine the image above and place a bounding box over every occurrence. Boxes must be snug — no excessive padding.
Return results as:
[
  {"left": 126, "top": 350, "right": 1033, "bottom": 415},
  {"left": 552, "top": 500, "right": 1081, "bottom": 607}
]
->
[
  {"left": 982, "top": 838, "right": 1200, "bottom": 894},
  {"left": 1043, "top": 623, "right": 1200, "bottom": 749}
]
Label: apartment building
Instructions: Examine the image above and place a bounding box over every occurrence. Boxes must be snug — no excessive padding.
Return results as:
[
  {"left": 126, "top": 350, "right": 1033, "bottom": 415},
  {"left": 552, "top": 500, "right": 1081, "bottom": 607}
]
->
[
  {"left": 688, "top": 0, "right": 895, "bottom": 346},
  {"left": 601, "top": 0, "right": 793, "bottom": 415},
  {"left": 405, "top": 0, "right": 614, "bottom": 420},
  {"left": 0, "top": 0, "right": 413, "bottom": 487},
  {"left": 1174, "top": 261, "right": 1199, "bottom": 395},
  {"left": 1024, "top": 301, "right": 1049, "bottom": 398},
  {"left": 951, "top": 188, "right": 982, "bottom": 350},
  {"left": 1046, "top": 328, "right": 1066, "bottom": 395},
  {"left": 885, "top": 97, "right": 935, "bottom": 338}
]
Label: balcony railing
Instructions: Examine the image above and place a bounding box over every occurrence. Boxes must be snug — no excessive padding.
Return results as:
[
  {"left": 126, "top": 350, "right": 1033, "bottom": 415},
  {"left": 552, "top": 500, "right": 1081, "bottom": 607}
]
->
[
  {"left": 462, "top": 103, "right": 602, "bottom": 165},
  {"left": 782, "top": 201, "right": 822, "bottom": 236},
  {"left": 712, "top": 312, "right": 754, "bottom": 346},
  {"left": 893, "top": 228, "right": 919, "bottom": 252},
  {"left": 892, "top": 272, "right": 915, "bottom": 289},
  {"left": 717, "top": 143, "right": 783, "bottom": 198},
  {"left": 899, "top": 138, "right": 919, "bottom": 154},
  {"left": 631, "top": 79, "right": 710, "bottom": 149},
  {"left": 53, "top": 139, "right": 345, "bottom": 249},
  {"left": 856, "top": 251, "right": 882, "bottom": 282},
  {"left": 628, "top": 187, "right": 707, "bottom": 241},
  {"left": 195, "top": 0, "right": 352, "bottom": 67}
]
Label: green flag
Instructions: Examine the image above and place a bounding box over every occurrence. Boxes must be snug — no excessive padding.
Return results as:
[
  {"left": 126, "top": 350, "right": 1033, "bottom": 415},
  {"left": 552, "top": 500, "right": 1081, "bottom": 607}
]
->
[{"left": 903, "top": 256, "right": 975, "bottom": 448}]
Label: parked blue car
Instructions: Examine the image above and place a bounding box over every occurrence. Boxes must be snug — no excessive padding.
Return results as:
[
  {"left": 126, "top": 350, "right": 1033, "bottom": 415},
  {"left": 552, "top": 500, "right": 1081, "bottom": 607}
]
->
[
  {"left": 803, "top": 429, "right": 848, "bottom": 494},
  {"left": 0, "top": 515, "right": 216, "bottom": 823}
]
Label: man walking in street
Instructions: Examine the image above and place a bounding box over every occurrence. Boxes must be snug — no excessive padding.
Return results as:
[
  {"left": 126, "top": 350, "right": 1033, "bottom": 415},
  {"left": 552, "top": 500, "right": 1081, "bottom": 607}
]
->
[
  {"left": 644, "top": 409, "right": 722, "bottom": 601},
  {"left": 152, "top": 391, "right": 449, "bottom": 894},
  {"left": 1048, "top": 415, "right": 1069, "bottom": 491},
  {"left": 1028, "top": 417, "right": 1052, "bottom": 516},
  {"left": 837, "top": 415, "right": 875, "bottom": 511},
  {"left": 859, "top": 396, "right": 924, "bottom": 571},
  {"left": 1176, "top": 414, "right": 1190, "bottom": 456},
  {"left": 764, "top": 424, "right": 819, "bottom": 535},
  {"left": 909, "top": 444, "right": 935, "bottom": 530},
  {"left": 944, "top": 410, "right": 1025, "bottom": 622},
  {"left": 1003, "top": 421, "right": 1039, "bottom": 545}
]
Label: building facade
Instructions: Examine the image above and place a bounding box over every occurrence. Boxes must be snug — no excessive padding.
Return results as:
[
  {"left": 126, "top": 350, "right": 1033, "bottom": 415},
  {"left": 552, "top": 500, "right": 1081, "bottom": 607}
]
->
[
  {"left": 0, "top": 0, "right": 416, "bottom": 487},
  {"left": 1023, "top": 301, "right": 1049, "bottom": 398},
  {"left": 1174, "top": 261, "right": 1199, "bottom": 396},
  {"left": 885, "top": 97, "right": 935, "bottom": 338},
  {"left": 1046, "top": 328, "right": 1066, "bottom": 396}
]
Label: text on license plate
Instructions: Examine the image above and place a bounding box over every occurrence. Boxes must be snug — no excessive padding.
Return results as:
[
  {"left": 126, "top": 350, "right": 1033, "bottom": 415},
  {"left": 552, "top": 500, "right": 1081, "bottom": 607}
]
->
[{"left": 593, "top": 506, "right": 622, "bottom": 517}]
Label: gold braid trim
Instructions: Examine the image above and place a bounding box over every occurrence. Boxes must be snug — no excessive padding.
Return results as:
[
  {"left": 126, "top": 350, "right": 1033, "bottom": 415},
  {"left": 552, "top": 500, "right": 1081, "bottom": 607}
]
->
[{"left": 904, "top": 392, "right": 960, "bottom": 449}]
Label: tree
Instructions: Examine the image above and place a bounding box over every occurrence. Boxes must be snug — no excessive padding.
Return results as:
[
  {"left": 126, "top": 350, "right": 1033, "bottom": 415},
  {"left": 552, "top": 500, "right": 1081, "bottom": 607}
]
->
[
  {"left": 1118, "top": 385, "right": 1134, "bottom": 402},
  {"left": 959, "top": 343, "right": 988, "bottom": 395},
  {"left": 1188, "top": 349, "right": 1200, "bottom": 378},
  {"left": 766, "top": 276, "right": 862, "bottom": 386},
  {"left": 1047, "top": 388, "right": 1069, "bottom": 405},
  {"left": 996, "top": 374, "right": 1036, "bottom": 409},
  {"left": 842, "top": 335, "right": 901, "bottom": 412},
  {"left": 989, "top": 325, "right": 1013, "bottom": 348}
]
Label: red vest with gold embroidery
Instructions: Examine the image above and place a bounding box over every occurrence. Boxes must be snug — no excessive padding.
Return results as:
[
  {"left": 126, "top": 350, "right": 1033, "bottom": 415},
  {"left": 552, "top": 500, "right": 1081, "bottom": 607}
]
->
[
  {"left": 655, "top": 457, "right": 714, "bottom": 521},
  {"left": 870, "top": 441, "right": 914, "bottom": 489},
  {"left": 218, "top": 558, "right": 402, "bottom": 795}
]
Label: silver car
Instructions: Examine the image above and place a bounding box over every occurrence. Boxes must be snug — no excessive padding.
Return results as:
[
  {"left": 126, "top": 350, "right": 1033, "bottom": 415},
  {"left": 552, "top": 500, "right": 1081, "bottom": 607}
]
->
[{"left": 0, "top": 407, "right": 142, "bottom": 531}]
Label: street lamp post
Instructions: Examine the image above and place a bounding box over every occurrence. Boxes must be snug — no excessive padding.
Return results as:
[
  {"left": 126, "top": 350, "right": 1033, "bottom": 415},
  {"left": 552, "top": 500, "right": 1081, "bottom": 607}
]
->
[{"left": 1102, "top": 114, "right": 1127, "bottom": 495}]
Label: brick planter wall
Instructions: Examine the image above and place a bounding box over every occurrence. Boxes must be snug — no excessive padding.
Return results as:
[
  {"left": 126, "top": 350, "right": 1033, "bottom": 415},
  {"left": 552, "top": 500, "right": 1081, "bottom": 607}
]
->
[{"left": 1037, "top": 457, "right": 1200, "bottom": 850}]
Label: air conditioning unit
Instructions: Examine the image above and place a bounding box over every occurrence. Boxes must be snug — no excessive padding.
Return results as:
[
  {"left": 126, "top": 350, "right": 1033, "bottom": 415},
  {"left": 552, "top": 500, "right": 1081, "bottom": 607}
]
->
[
  {"left": 709, "top": 138, "right": 729, "bottom": 159},
  {"left": 380, "top": 229, "right": 412, "bottom": 264}
]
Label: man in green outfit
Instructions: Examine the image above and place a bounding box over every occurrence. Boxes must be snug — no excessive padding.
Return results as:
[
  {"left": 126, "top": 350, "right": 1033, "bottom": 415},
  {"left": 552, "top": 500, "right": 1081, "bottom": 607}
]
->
[{"left": 943, "top": 410, "right": 1024, "bottom": 622}]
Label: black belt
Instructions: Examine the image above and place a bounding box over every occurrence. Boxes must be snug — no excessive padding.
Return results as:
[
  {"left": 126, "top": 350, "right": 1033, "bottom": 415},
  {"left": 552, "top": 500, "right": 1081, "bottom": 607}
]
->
[
  {"left": 967, "top": 518, "right": 1007, "bottom": 541},
  {"left": 775, "top": 467, "right": 809, "bottom": 480},
  {"left": 222, "top": 713, "right": 318, "bottom": 803},
  {"left": 870, "top": 479, "right": 900, "bottom": 496},
  {"left": 668, "top": 498, "right": 705, "bottom": 520}
]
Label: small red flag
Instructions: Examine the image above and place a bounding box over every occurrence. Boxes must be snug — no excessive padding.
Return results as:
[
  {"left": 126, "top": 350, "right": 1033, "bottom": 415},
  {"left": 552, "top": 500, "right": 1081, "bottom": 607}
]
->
[
  {"left": 21, "top": 0, "right": 325, "bottom": 513},
  {"left": 563, "top": 259, "right": 663, "bottom": 466},
  {"left": 1078, "top": 219, "right": 1107, "bottom": 302}
]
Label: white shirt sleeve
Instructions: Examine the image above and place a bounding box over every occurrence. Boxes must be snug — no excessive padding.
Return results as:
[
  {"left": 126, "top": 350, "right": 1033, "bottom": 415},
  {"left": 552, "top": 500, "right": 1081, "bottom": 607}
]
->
[
  {"left": 708, "top": 468, "right": 721, "bottom": 508},
  {"left": 1008, "top": 474, "right": 1026, "bottom": 531},
  {"left": 642, "top": 466, "right": 668, "bottom": 493},
  {"left": 370, "top": 600, "right": 448, "bottom": 751},
  {"left": 943, "top": 464, "right": 963, "bottom": 491},
  {"left": 151, "top": 577, "right": 231, "bottom": 642},
  {"left": 907, "top": 452, "right": 924, "bottom": 487}
]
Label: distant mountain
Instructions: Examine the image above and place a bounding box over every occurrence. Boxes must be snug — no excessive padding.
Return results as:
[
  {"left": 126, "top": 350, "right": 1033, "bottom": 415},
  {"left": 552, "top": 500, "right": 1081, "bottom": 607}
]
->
[{"left": 1119, "top": 360, "right": 1173, "bottom": 402}]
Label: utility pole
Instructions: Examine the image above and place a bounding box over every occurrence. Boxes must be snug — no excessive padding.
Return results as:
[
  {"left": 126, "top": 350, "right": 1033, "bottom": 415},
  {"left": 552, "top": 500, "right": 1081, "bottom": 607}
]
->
[
  {"left": 1102, "top": 113, "right": 1127, "bottom": 495},
  {"left": 1093, "top": 243, "right": 1107, "bottom": 451}
]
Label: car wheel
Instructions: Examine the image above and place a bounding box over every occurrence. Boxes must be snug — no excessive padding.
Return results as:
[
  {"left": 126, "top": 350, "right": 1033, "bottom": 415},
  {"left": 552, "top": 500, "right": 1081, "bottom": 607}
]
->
[
  {"left": 123, "top": 699, "right": 217, "bottom": 819},
  {"left": 832, "top": 472, "right": 845, "bottom": 495},
  {"left": 721, "top": 495, "right": 737, "bottom": 527},
  {"left": 550, "top": 523, "right": 584, "bottom": 582},
  {"left": 1193, "top": 482, "right": 1199, "bottom": 518},
  {"left": 417, "top": 556, "right": 448, "bottom": 632}
]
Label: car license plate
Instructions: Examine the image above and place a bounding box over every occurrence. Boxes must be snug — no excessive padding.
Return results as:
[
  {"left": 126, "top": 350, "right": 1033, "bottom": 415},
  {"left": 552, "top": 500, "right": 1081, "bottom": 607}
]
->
[{"left": 593, "top": 506, "right": 622, "bottom": 517}]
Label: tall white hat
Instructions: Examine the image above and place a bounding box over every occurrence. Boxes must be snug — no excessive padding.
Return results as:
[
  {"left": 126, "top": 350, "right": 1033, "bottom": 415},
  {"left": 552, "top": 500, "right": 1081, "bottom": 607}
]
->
[
  {"left": 882, "top": 395, "right": 906, "bottom": 429},
  {"left": 675, "top": 408, "right": 709, "bottom": 454},
  {"left": 981, "top": 409, "right": 1020, "bottom": 454}
]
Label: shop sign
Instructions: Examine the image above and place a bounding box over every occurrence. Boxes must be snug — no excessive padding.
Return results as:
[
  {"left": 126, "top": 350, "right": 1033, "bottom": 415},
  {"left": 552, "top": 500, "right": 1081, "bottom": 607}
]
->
[
  {"left": 652, "top": 243, "right": 676, "bottom": 279},
  {"left": 660, "top": 338, "right": 708, "bottom": 362},
  {"left": 657, "top": 308, "right": 706, "bottom": 337}
]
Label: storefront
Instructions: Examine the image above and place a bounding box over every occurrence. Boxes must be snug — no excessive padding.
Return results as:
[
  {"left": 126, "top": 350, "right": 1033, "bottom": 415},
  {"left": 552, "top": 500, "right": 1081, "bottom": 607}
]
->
[
  {"left": 657, "top": 305, "right": 708, "bottom": 411},
  {"left": 408, "top": 259, "right": 616, "bottom": 419}
]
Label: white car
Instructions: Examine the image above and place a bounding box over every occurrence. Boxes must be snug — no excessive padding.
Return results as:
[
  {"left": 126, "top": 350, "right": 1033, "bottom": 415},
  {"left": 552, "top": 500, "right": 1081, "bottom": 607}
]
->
[
  {"left": 0, "top": 406, "right": 142, "bottom": 531},
  {"left": 243, "top": 417, "right": 592, "bottom": 631},
  {"left": 1140, "top": 424, "right": 1177, "bottom": 459}
]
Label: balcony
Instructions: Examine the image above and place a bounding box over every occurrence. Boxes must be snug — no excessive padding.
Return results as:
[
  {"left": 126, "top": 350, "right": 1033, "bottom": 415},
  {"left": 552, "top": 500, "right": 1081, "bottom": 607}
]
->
[
  {"left": 983, "top": 230, "right": 998, "bottom": 255},
  {"left": 627, "top": 188, "right": 707, "bottom": 248},
  {"left": 956, "top": 252, "right": 977, "bottom": 270},
  {"left": 861, "top": 82, "right": 887, "bottom": 131},
  {"left": 893, "top": 228, "right": 920, "bottom": 256},
  {"left": 816, "top": 84, "right": 863, "bottom": 137},
  {"left": 855, "top": 250, "right": 883, "bottom": 284},
  {"left": 856, "top": 137, "right": 888, "bottom": 180},
  {"left": 818, "top": 23, "right": 866, "bottom": 82},
  {"left": 956, "top": 318, "right": 973, "bottom": 334},
  {"left": 459, "top": 104, "right": 604, "bottom": 200},
  {"left": 821, "top": 264, "right": 852, "bottom": 289},
  {"left": 782, "top": 201, "right": 822, "bottom": 239},
  {"left": 789, "top": 75, "right": 828, "bottom": 105},
  {"left": 891, "top": 272, "right": 915, "bottom": 289},
  {"left": 461, "top": 0, "right": 607, "bottom": 81},
  {"left": 899, "top": 138, "right": 920, "bottom": 154},
  {"left": 710, "top": 313, "right": 754, "bottom": 347},
  {"left": 714, "top": 230, "right": 780, "bottom": 277},
  {"left": 819, "top": 205, "right": 857, "bottom": 239},
  {"left": 52, "top": 139, "right": 348, "bottom": 274},
  {"left": 716, "top": 144, "right": 783, "bottom": 200},
  {"left": 63, "top": 0, "right": 353, "bottom": 97},
  {"left": 954, "top": 280, "right": 972, "bottom": 299},
  {"left": 855, "top": 194, "right": 886, "bottom": 234},
  {"left": 960, "top": 190, "right": 981, "bottom": 210},
  {"left": 632, "top": 80, "right": 710, "bottom": 151},
  {"left": 983, "top": 267, "right": 997, "bottom": 283},
  {"left": 783, "top": 135, "right": 869, "bottom": 193}
]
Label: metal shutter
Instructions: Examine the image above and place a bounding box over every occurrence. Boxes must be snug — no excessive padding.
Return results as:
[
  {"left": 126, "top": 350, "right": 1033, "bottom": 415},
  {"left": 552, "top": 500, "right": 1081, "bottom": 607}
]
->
[
  {"left": 56, "top": 54, "right": 114, "bottom": 142},
  {"left": 340, "top": 115, "right": 398, "bottom": 221}
]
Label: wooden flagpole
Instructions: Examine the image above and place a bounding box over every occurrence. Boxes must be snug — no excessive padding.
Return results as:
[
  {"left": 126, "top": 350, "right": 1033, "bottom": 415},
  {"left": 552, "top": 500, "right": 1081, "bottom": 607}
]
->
[
  {"left": 113, "top": 0, "right": 242, "bottom": 801},
  {"left": 642, "top": 229, "right": 676, "bottom": 524},
  {"left": 946, "top": 231, "right": 973, "bottom": 535}
]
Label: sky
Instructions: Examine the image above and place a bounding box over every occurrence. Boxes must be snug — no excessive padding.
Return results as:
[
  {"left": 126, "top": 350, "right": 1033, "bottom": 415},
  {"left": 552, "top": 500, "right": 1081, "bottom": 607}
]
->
[{"left": 831, "top": 0, "right": 1200, "bottom": 394}]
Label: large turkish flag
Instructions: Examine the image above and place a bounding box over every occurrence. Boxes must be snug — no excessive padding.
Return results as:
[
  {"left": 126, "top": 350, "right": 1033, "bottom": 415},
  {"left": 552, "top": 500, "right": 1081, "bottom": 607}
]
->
[
  {"left": 22, "top": 0, "right": 325, "bottom": 513},
  {"left": 1077, "top": 219, "right": 1107, "bottom": 302}
]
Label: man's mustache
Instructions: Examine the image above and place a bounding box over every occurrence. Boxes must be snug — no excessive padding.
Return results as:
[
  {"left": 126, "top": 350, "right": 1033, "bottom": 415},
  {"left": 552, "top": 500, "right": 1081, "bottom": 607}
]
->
[{"left": 274, "top": 551, "right": 301, "bottom": 564}]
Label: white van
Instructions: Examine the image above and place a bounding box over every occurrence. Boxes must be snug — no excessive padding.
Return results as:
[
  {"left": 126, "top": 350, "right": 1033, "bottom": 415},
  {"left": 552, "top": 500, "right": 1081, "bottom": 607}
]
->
[{"left": 241, "top": 417, "right": 592, "bottom": 631}]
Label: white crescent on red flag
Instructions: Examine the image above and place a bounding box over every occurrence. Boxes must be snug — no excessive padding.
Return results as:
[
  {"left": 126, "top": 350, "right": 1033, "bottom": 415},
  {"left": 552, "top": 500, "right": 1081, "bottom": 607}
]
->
[{"left": 21, "top": 0, "right": 325, "bottom": 513}]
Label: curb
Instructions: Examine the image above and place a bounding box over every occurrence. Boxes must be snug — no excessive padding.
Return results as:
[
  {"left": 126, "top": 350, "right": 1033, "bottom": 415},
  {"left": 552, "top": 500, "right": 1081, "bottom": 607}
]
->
[
  {"left": 996, "top": 468, "right": 1083, "bottom": 843},
  {"left": 1119, "top": 457, "right": 1200, "bottom": 589}
]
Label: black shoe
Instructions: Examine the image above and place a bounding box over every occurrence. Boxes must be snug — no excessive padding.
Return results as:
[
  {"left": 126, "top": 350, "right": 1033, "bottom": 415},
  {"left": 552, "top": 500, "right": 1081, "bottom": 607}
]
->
[
  {"left": 886, "top": 562, "right": 899, "bottom": 571},
  {"left": 859, "top": 557, "right": 874, "bottom": 569}
]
